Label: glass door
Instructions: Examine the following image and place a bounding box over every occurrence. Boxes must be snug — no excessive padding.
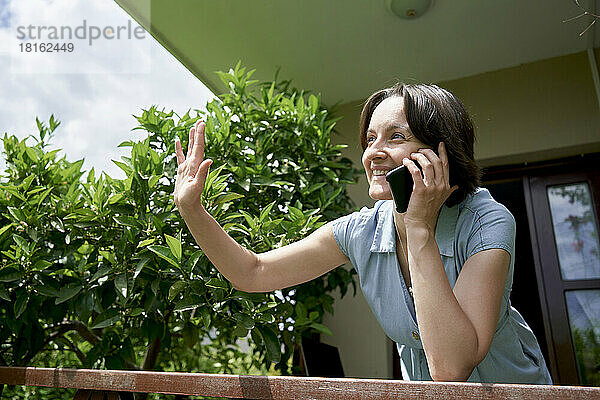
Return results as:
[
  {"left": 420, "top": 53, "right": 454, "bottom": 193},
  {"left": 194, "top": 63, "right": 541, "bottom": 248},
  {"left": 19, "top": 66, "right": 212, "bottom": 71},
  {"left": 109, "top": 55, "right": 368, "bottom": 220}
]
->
[{"left": 525, "top": 171, "right": 600, "bottom": 385}]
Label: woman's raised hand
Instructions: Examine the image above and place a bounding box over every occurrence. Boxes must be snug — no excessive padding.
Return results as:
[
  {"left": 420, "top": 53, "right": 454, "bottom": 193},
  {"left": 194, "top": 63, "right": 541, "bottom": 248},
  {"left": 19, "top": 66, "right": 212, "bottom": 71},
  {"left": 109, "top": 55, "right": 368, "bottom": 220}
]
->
[{"left": 173, "top": 121, "right": 213, "bottom": 214}]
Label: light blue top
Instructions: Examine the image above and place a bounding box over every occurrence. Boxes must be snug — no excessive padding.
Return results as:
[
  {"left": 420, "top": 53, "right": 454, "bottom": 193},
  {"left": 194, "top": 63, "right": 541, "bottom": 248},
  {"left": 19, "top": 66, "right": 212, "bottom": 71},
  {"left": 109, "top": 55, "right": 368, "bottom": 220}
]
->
[{"left": 331, "top": 188, "right": 552, "bottom": 384}]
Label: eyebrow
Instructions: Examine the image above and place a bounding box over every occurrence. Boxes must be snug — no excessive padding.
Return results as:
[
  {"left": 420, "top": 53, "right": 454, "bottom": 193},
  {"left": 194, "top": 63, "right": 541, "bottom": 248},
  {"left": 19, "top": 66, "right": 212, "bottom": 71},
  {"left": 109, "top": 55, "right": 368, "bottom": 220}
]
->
[{"left": 366, "top": 123, "right": 411, "bottom": 133}]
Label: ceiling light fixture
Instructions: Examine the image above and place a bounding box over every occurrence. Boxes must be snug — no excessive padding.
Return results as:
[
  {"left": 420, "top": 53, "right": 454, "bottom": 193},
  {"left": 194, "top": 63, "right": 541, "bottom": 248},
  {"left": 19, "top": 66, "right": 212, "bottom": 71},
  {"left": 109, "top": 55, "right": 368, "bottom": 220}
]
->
[{"left": 386, "top": 0, "right": 433, "bottom": 19}]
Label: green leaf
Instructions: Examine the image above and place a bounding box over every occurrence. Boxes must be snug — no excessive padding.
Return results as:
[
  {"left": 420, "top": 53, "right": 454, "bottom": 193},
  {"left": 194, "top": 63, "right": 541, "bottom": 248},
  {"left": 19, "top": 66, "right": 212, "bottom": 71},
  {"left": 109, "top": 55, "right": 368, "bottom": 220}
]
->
[
  {"left": 310, "top": 322, "right": 332, "bottom": 336},
  {"left": 168, "top": 281, "right": 187, "bottom": 301},
  {"left": 0, "top": 286, "right": 10, "bottom": 301},
  {"left": 130, "top": 308, "right": 144, "bottom": 316},
  {"left": 308, "top": 94, "right": 319, "bottom": 112},
  {"left": 32, "top": 285, "right": 59, "bottom": 297},
  {"left": 287, "top": 206, "right": 305, "bottom": 222},
  {"left": 233, "top": 312, "right": 255, "bottom": 329},
  {"left": 99, "top": 250, "right": 117, "bottom": 265},
  {"left": 26, "top": 187, "right": 46, "bottom": 196},
  {"left": 49, "top": 114, "right": 60, "bottom": 131},
  {"left": 91, "top": 310, "right": 120, "bottom": 329},
  {"left": 165, "top": 234, "right": 182, "bottom": 262},
  {"left": 14, "top": 292, "right": 28, "bottom": 318},
  {"left": 13, "top": 235, "right": 29, "bottom": 252},
  {"left": 43, "top": 148, "right": 60, "bottom": 161},
  {"left": 2, "top": 184, "right": 27, "bottom": 200},
  {"left": 0, "top": 223, "right": 14, "bottom": 238},
  {"left": 257, "top": 313, "right": 275, "bottom": 324},
  {"left": 148, "top": 175, "right": 160, "bottom": 189},
  {"left": 174, "top": 295, "right": 203, "bottom": 312},
  {"left": 7, "top": 207, "right": 26, "bottom": 222},
  {"left": 214, "top": 192, "right": 245, "bottom": 205},
  {"left": 183, "top": 323, "right": 199, "bottom": 348},
  {"left": 114, "top": 215, "right": 140, "bottom": 228},
  {"left": 0, "top": 267, "right": 23, "bottom": 282},
  {"left": 107, "top": 193, "right": 124, "bottom": 204},
  {"left": 114, "top": 273, "right": 128, "bottom": 299},
  {"left": 148, "top": 245, "right": 179, "bottom": 268},
  {"left": 257, "top": 301, "right": 279, "bottom": 313},
  {"left": 198, "top": 306, "right": 211, "bottom": 328},
  {"left": 55, "top": 285, "right": 83, "bottom": 304},
  {"left": 117, "top": 140, "right": 134, "bottom": 148},
  {"left": 257, "top": 325, "right": 281, "bottom": 363},
  {"left": 137, "top": 238, "right": 156, "bottom": 248},
  {"left": 20, "top": 174, "right": 35, "bottom": 191},
  {"left": 30, "top": 259, "right": 52, "bottom": 271},
  {"left": 233, "top": 324, "right": 248, "bottom": 337},
  {"left": 112, "top": 160, "right": 132, "bottom": 175},
  {"left": 25, "top": 147, "right": 39, "bottom": 162},
  {"left": 35, "top": 187, "right": 53, "bottom": 207},
  {"left": 239, "top": 210, "right": 256, "bottom": 230},
  {"left": 1, "top": 250, "right": 16, "bottom": 262},
  {"left": 259, "top": 201, "right": 277, "bottom": 222},
  {"left": 233, "top": 291, "right": 268, "bottom": 302},
  {"left": 36, "top": 116, "right": 44, "bottom": 133},
  {"left": 90, "top": 265, "right": 112, "bottom": 282},
  {"left": 133, "top": 257, "right": 151, "bottom": 280},
  {"left": 295, "top": 302, "right": 308, "bottom": 319},
  {"left": 205, "top": 278, "right": 229, "bottom": 290}
]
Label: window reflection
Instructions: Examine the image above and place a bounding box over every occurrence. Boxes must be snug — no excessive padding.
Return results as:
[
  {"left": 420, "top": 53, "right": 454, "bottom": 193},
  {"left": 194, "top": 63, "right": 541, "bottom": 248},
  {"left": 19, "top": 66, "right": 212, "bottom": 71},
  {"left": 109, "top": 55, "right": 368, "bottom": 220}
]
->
[
  {"left": 565, "top": 290, "right": 600, "bottom": 385},
  {"left": 547, "top": 183, "right": 600, "bottom": 280}
]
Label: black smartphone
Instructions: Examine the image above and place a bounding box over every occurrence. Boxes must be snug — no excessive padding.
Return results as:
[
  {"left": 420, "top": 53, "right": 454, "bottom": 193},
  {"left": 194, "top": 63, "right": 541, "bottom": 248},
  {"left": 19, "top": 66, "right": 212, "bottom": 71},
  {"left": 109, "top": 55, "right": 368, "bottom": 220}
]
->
[{"left": 385, "top": 165, "right": 414, "bottom": 213}]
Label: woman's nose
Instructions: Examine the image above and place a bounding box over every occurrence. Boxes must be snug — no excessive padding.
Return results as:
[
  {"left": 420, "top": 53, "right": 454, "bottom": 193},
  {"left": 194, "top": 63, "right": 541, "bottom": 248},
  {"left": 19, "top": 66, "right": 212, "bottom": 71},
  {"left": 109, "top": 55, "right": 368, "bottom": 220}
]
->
[{"left": 365, "top": 139, "right": 388, "bottom": 160}]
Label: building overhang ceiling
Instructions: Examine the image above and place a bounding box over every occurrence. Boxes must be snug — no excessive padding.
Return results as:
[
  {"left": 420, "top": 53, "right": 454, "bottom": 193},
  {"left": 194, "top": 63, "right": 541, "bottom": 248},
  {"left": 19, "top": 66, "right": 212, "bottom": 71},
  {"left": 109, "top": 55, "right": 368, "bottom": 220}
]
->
[{"left": 115, "top": 0, "right": 599, "bottom": 105}]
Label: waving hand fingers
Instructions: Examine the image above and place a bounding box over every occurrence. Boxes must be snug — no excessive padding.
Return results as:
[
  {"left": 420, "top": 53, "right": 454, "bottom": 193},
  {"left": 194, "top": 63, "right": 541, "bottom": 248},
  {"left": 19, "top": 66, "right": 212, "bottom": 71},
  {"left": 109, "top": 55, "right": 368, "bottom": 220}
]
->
[{"left": 173, "top": 120, "right": 213, "bottom": 213}]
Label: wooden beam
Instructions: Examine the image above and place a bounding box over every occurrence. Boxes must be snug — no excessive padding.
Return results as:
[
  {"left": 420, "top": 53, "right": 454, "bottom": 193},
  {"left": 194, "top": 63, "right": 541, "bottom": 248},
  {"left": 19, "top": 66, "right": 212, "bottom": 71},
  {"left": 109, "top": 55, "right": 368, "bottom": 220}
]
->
[{"left": 1, "top": 367, "right": 599, "bottom": 399}]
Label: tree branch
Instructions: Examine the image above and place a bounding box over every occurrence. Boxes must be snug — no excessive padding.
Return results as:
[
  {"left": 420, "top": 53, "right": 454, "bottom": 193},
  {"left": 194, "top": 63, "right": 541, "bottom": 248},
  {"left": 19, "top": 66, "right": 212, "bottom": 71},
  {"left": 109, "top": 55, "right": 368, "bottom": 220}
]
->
[
  {"left": 15, "top": 321, "right": 104, "bottom": 367},
  {"left": 135, "top": 336, "right": 163, "bottom": 400},
  {"left": 55, "top": 336, "right": 86, "bottom": 364},
  {"left": 142, "top": 336, "right": 162, "bottom": 371},
  {"left": 51, "top": 320, "right": 102, "bottom": 345},
  {"left": 564, "top": 0, "right": 600, "bottom": 36}
]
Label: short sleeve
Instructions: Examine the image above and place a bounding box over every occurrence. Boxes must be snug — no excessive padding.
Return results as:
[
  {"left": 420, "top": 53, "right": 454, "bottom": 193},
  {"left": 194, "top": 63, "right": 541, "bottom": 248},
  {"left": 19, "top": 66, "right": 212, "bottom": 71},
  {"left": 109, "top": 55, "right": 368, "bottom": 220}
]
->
[
  {"left": 331, "top": 213, "right": 357, "bottom": 258},
  {"left": 330, "top": 204, "right": 378, "bottom": 263},
  {"left": 464, "top": 204, "right": 516, "bottom": 260}
]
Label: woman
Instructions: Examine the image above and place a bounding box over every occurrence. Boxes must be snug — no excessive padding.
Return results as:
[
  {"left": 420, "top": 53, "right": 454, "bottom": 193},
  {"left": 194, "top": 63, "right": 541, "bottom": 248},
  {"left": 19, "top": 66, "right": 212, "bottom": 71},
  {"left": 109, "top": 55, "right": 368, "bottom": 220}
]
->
[{"left": 173, "top": 83, "right": 552, "bottom": 384}]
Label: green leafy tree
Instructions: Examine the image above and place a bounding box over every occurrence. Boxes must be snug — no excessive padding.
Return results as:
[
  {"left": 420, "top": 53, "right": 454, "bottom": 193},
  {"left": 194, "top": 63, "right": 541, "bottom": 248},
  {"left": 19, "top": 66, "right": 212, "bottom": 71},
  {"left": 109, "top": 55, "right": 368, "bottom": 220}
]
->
[
  {"left": 0, "top": 63, "right": 360, "bottom": 396},
  {"left": 572, "top": 324, "right": 600, "bottom": 386}
]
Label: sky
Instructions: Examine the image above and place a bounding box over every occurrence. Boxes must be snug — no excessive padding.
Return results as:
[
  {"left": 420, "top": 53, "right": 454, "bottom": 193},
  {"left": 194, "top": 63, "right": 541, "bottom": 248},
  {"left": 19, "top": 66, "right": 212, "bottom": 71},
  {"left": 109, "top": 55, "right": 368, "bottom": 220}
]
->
[{"left": 0, "top": 0, "right": 216, "bottom": 179}]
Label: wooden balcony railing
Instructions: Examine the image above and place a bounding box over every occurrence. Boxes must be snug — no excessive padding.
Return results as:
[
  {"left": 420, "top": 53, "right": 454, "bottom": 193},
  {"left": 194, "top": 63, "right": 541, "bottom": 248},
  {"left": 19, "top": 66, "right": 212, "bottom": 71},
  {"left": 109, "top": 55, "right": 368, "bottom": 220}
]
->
[{"left": 1, "top": 367, "right": 600, "bottom": 399}]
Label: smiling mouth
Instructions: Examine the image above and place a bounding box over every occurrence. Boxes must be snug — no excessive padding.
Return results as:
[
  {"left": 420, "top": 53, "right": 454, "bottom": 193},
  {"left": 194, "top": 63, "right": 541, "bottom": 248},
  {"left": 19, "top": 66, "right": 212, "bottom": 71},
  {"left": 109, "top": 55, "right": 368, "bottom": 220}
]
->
[{"left": 372, "top": 169, "right": 390, "bottom": 177}]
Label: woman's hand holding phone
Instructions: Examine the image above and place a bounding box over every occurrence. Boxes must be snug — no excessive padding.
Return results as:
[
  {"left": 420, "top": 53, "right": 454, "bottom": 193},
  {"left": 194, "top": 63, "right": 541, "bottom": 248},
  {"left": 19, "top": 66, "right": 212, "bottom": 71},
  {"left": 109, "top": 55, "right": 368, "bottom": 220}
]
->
[
  {"left": 404, "top": 142, "right": 458, "bottom": 228},
  {"left": 393, "top": 142, "right": 458, "bottom": 229}
]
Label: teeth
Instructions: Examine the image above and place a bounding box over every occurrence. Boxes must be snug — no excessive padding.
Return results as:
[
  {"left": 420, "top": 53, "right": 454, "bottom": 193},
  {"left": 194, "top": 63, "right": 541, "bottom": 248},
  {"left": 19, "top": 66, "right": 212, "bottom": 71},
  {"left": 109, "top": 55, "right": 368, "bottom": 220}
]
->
[{"left": 372, "top": 170, "right": 388, "bottom": 176}]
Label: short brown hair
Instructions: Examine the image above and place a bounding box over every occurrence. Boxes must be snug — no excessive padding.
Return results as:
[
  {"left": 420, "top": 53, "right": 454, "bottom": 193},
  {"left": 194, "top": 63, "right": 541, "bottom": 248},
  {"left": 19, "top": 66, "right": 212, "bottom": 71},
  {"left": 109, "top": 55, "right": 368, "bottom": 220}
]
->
[{"left": 359, "top": 83, "right": 480, "bottom": 206}]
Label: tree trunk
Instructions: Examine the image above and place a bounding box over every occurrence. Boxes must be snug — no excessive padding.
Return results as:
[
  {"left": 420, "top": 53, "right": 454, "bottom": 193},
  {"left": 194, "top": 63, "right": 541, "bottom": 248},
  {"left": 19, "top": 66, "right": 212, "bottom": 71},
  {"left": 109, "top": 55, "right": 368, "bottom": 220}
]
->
[{"left": 134, "top": 337, "right": 162, "bottom": 400}]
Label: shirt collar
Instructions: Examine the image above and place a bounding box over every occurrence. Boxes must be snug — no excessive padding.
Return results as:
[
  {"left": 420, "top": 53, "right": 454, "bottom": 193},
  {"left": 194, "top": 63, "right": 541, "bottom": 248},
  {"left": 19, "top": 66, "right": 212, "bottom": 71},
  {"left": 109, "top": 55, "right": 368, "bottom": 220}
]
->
[{"left": 369, "top": 200, "right": 458, "bottom": 257}]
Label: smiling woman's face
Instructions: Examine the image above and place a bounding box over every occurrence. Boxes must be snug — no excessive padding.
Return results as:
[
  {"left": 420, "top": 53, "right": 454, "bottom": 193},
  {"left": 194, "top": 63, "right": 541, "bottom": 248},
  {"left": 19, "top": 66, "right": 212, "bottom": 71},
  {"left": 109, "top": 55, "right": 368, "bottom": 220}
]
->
[{"left": 361, "top": 96, "right": 429, "bottom": 200}]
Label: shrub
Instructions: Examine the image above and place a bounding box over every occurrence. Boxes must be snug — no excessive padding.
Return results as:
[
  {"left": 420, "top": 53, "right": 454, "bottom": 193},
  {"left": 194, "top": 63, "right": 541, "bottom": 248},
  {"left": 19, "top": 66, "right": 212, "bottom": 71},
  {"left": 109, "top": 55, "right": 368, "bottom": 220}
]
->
[{"left": 0, "top": 63, "right": 360, "bottom": 382}]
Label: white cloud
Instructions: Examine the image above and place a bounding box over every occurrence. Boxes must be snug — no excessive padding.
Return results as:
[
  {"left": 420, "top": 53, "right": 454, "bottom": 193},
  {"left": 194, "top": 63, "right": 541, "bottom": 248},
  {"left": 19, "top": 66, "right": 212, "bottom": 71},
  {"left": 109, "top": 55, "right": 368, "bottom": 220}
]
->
[
  {"left": 0, "top": 0, "right": 215, "bottom": 179},
  {"left": 0, "top": 0, "right": 10, "bottom": 29},
  {"left": 8, "top": 0, "right": 151, "bottom": 74}
]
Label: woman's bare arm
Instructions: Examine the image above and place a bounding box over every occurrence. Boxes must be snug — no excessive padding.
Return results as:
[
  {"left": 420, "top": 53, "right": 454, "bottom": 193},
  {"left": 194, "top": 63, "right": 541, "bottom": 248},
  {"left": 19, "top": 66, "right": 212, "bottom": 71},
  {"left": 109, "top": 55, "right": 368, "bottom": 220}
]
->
[
  {"left": 402, "top": 143, "right": 509, "bottom": 381},
  {"left": 407, "top": 224, "right": 509, "bottom": 381},
  {"left": 174, "top": 121, "right": 349, "bottom": 292}
]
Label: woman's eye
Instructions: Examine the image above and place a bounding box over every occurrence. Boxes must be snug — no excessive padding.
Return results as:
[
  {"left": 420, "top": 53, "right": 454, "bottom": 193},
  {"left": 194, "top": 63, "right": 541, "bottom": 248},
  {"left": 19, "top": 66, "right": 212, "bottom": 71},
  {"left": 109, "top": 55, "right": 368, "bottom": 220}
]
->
[
  {"left": 366, "top": 136, "right": 375, "bottom": 143},
  {"left": 392, "top": 132, "right": 406, "bottom": 140}
]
